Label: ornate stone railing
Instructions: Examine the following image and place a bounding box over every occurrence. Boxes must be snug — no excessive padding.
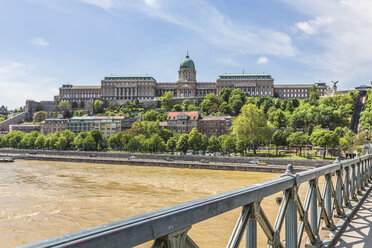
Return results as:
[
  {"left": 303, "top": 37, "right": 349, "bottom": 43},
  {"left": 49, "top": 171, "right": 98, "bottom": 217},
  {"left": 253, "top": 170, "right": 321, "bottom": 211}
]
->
[{"left": 20, "top": 154, "right": 372, "bottom": 248}]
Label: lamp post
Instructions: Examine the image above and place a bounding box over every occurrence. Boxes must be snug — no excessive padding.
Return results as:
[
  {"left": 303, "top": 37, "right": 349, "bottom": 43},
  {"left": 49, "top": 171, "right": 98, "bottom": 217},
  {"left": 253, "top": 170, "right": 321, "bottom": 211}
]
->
[{"left": 364, "top": 127, "right": 370, "bottom": 155}]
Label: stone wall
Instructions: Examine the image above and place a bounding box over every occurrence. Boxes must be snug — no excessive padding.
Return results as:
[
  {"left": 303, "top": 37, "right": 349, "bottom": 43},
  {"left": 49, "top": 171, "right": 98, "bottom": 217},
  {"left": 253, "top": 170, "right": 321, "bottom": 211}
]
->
[{"left": 0, "top": 112, "right": 27, "bottom": 131}]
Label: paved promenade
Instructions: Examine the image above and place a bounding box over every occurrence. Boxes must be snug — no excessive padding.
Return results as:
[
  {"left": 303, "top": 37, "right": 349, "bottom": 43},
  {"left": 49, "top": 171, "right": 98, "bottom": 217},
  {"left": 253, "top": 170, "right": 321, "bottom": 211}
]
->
[{"left": 335, "top": 189, "right": 372, "bottom": 248}]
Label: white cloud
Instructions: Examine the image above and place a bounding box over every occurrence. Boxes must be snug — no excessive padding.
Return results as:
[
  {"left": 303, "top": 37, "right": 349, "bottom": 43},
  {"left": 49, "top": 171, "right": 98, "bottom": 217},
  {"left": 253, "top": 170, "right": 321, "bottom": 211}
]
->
[
  {"left": 295, "top": 17, "right": 332, "bottom": 35},
  {"left": 144, "top": 0, "right": 159, "bottom": 8},
  {"left": 281, "top": 0, "right": 372, "bottom": 84},
  {"left": 257, "top": 56, "right": 269, "bottom": 64},
  {"left": 30, "top": 37, "right": 49, "bottom": 47},
  {"left": 80, "top": 0, "right": 296, "bottom": 58}
]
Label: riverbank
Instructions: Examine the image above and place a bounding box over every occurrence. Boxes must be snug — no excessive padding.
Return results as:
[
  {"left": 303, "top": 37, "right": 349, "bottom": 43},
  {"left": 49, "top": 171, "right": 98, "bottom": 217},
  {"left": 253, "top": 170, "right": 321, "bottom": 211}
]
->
[{"left": 0, "top": 148, "right": 331, "bottom": 172}]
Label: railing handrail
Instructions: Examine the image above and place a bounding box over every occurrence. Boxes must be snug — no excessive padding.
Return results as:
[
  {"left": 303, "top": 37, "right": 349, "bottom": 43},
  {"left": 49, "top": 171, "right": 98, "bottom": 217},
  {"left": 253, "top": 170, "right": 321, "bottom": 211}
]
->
[{"left": 19, "top": 154, "right": 371, "bottom": 248}]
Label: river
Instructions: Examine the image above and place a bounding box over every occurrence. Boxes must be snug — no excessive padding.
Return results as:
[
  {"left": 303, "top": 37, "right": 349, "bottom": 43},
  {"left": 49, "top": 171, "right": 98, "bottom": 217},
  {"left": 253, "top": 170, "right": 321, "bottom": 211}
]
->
[{"left": 1, "top": 160, "right": 290, "bottom": 247}]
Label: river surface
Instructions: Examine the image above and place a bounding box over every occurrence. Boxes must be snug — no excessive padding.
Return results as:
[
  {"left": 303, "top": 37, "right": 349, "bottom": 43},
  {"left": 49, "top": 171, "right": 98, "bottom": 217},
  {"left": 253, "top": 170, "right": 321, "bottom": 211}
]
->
[{"left": 1, "top": 160, "right": 291, "bottom": 247}]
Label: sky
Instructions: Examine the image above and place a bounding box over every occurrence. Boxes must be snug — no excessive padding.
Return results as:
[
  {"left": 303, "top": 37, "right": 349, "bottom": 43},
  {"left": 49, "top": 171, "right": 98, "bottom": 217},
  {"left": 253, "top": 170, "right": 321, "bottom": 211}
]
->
[{"left": 1, "top": 0, "right": 372, "bottom": 109}]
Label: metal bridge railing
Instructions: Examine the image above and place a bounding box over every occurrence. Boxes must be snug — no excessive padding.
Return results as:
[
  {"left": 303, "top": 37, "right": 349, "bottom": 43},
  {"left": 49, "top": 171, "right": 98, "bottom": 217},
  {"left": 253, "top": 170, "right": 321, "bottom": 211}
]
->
[{"left": 20, "top": 154, "right": 372, "bottom": 248}]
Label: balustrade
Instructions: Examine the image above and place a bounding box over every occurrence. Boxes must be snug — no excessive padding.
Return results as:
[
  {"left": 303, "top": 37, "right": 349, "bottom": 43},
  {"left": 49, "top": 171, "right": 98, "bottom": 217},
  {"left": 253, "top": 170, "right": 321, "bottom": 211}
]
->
[{"left": 21, "top": 154, "right": 372, "bottom": 248}]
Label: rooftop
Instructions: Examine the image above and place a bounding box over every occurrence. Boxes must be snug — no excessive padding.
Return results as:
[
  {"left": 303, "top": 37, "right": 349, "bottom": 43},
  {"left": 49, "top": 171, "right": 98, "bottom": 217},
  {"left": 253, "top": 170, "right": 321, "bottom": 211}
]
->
[
  {"left": 201, "top": 115, "right": 232, "bottom": 120},
  {"left": 103, "top": 75, "right": 156, "bottom": 81},
  {"left": 218, "top": 73, "right": 272, "bottom": 79},
  {"left": 167, "top": 111, "right": 200, "bottom": 120}
]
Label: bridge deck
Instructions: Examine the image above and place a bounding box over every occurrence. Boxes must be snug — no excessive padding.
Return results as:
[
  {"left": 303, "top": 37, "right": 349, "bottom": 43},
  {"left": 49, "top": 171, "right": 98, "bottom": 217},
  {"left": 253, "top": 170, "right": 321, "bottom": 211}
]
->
[{"left": 335, "top": 189, "right": 372, "bottom": 247}]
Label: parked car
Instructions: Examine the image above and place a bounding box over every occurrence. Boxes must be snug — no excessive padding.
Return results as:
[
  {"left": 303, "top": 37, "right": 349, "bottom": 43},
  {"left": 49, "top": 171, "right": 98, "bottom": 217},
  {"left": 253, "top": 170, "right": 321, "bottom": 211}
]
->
[
  {"left": 258, "top": 162, "right": 267, "bottom": 165},
  {"left": 89, "top": 154, "right": 97, "bottom": 157},
  {"left": 315, "top": 164, "right": 323, "bottom": 168},
  {"left": 129, "top": 156, "right": 136, "bottom": 160},
  {"left": 201, "top": 159, "right": 209, "bottom": 163},
  {"left": 249, "top": 160, "right": 259, "bottom": 164}
]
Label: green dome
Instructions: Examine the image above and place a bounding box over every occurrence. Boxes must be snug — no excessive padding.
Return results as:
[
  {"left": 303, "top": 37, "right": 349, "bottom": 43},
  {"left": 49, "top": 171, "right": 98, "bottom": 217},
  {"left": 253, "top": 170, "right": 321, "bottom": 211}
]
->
[{"left": 180, "top": 55, "right": 195, "bottom": 69}]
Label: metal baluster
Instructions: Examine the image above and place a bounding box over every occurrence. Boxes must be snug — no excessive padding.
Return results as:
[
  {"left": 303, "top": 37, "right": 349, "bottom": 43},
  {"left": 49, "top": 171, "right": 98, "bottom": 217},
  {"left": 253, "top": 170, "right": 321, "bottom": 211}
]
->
[
  {"left": 351, "top": 163, "right": 357, "bottom": 200},
  {"left": 357, "top": 161, "right": 362, "bottom": 194},
  {"left": 283, "top": 165, "right": 297, "bottom": 248},
  {"left": 307, "top": 179, "right": 322, "bottom": 247},
  {"left": 344, "top": 166, "right": 351, "bottom": 208},
  {"left": 285, "top": 187, "right": 297, "bottom": 248},
  {"left": 246, "top": 202, "right": 259, "bottom": 248},
  {"left": 324, "top": 174, "right": 335, "bottom": 230}
]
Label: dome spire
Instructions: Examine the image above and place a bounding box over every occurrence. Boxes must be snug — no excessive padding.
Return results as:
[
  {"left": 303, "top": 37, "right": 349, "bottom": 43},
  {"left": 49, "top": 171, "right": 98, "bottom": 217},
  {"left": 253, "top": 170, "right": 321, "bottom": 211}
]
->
[{"left": 186, "top": 50, "right": 189, "bottom": 58}]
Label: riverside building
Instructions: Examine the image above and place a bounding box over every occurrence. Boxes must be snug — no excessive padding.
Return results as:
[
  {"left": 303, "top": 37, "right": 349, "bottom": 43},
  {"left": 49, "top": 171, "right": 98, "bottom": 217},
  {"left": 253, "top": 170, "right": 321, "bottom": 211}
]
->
[
  {"left": 67, "top": 116, "right": 138, "bottom": 138},
  {"left": 57, "top": 54, "right": 331, "bottom": 105},
  {"left": 40, "top": 119, "right": 68, "bottom": 134}
]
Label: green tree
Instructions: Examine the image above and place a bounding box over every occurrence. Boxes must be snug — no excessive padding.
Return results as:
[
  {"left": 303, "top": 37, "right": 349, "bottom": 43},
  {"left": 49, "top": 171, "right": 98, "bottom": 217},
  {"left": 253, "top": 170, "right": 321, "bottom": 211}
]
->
[
  {"left": 229, "top": 94, "right": 244, "bottom": 116},
  {"left": 160, "top": 91, "right": 174, "bottom": 110},
  {"left": 177, "top": 134, "right": 189, "bottom": 153},
  {"left": 74, "top": 132, "right": 88, "bottom": 150},
  {"left": 147, "top": 134, "right": 165, "bottom": 153},
  {"left": 182, "top": 99, "right": 190, "bottom": 110},
  {"left": 33, "top": 111, "right": 47, "bottom": 123},
  {"left": 207, "top": 135, "right": 221, "bottom": 152},
  {"left": 58, "top": 101, "right": 70, "bottom": 111},
  {"left": 94, "top": 100, "right": 104, "bottom": 114},
  {"left": 34, "top": 135, "right": 46, "bottom": 149},
  {"left": 73, "top": 110, "right": 87, "bottom": 116},
  {"left": 143, "top": 110, "right": 160, "bottom": 122},
  {"left": 188, "top": 128, "right": 201, "bottom": 151},
  {"left": 286, "top": 131, "right": 309, "bottom": 156},
  {"left": 236, "top": 139, "right": 246, "bottom": 155},
  {"left": 61, "top": 130, "right": 76, "bottom": 149},
  {"left": 268, "top": 109, "right": 287, "bottom": 129},
  {"left": 172, "top": 104, "right": 183, "bottom": 111},
  {"left": 272, "top": 129, "right": 292, "bottom": 155},
  {"left": 220, "top": 88, "right": 232, "bottom": 102},
  {"left": 90, "top": 129, "right": 107, "bottom": 150},
  {"left": 309, "top": 85, "right": 320, "bottom": 103},
  {"left": 83, "top": 134, "right": 96, "bottom": 151},
  {"left": 20, "top": 131, "right": 39, "bottom": 148},
  {"left": 200, "top": 134, "right": 209, "bottom": 151},
  {"left": 291, "top": 98, "right": 300, "bottom": 108},
  {"left": 218, "top": 102, "right": 231, "bottom": 115},
  {"left": 310, "top": 129, "right": 339, "bottom": 158},
  {"left": 231, "top": 104, "right": 271, "bottom": 154},
  {"left": 126, "top": 136, "right": 141, "bottom": 152},
  {"left": 339, "top": 137, "right": 350, "bottom": 155},
  {"left": 166, "top": 136, "right": 178, "bottom": 152},
  {"left": 221, "top": 136, "right": 235, "bottom": 154},
  {"left": 55, "top": 136, "right": 68, "bottom": 150}
]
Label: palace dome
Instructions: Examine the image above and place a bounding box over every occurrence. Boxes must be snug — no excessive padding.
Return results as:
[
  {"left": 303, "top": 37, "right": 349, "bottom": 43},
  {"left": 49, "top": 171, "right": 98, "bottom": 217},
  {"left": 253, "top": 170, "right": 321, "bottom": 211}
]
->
[{"left": 180, "top": 55, "right": 195, "bottom": 69}]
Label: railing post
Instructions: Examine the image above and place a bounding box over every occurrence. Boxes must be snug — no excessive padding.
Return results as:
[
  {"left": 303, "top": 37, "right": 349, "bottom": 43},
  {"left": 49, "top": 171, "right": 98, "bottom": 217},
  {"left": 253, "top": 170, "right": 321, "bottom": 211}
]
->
[
  {"left": 334, "top": 157, "right": 345, "bottom": 217},
  {"left": 344, "top": 166, "right": 351, "bottom": 207},
  {"left": 357, "top": 161, "right": 362, "bottom": 193},
  {"left": 324, "top": 174, "right": 336, "bottom": 229},
  {"left": 283, "top": 164, "right": 297, "bottom": 248},
  {"left": 246, "top": 202, "right": 259, "bottom": 248},
  {"left": 306, "top": 179, "right": 322, "bottom": 247},
  {"left": 152, "top": 227, "right": 198, "bottom": 248},
  {"left": 351, "top": 162, "right": 357, "bottom": 200}
]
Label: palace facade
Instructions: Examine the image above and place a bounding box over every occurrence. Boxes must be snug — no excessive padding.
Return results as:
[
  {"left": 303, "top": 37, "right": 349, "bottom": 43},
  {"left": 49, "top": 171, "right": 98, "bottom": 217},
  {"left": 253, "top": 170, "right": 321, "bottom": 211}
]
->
[{"left": 57, "top": 54, "right": 330, "bottom": 104}]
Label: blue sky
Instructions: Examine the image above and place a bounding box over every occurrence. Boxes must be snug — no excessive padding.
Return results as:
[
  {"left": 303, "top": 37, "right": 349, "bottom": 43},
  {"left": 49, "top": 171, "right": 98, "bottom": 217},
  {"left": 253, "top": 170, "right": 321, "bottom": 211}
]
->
[{"left": 1, "top": 0, "right": 372, "bottom": 109}]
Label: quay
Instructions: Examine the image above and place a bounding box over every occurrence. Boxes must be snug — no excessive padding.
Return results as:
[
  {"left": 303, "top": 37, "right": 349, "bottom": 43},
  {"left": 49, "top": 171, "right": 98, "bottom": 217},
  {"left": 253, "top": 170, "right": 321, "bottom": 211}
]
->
[
  {"left": 0, "top": 148, "right": 328, "bottom": 173},
  {"left": 18, "top": 152, "right": 372, "bottom": 247}
]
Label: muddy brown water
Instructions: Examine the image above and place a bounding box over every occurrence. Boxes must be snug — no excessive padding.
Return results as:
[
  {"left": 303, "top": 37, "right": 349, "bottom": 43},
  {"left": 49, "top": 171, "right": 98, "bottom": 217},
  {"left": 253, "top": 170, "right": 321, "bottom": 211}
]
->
[{"left": 1, "top": 160, "right": 315, "bottom": 247}]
